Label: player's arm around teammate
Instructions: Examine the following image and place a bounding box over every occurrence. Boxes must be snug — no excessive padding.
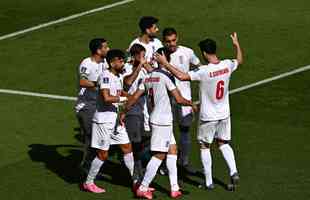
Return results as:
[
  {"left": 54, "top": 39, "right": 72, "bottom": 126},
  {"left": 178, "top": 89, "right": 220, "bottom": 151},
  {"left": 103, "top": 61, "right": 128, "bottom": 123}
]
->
[{"left": 157, "top": 32, "right": 243, "bottom": 190}]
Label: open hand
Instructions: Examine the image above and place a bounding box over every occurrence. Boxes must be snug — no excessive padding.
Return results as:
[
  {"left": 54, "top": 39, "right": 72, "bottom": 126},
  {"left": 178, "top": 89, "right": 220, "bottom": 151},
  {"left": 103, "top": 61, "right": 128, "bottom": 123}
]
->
[
  {"left": 230, "top": 32, "right": 239, "bottom": 46},
  {"left": 154, "top": 52, "right": 169, "bottom": 66}
]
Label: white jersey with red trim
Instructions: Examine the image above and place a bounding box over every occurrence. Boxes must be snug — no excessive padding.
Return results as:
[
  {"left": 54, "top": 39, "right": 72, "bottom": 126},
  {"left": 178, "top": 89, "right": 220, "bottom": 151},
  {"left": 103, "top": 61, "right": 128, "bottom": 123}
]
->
[
  {"left": 188, "top": 59, "right": 238, "bottom": 121},
  {"left": 139, "top": 69, "right": 176, "bottom": 126}
]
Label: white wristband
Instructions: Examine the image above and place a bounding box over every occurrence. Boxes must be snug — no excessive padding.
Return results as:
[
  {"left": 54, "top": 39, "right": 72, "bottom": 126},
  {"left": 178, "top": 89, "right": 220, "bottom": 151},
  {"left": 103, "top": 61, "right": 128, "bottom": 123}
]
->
[{"left": 119, "top": 96, "right": 127, "bottom": 102}]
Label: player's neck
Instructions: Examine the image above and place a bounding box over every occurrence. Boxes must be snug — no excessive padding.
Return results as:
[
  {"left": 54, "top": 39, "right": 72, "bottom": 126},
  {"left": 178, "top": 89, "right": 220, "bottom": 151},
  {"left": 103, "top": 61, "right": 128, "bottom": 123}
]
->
[
  {"left": 109, "top": 68, "right": 119, "bottom": 76},
  {"left": 91, "top": 54, "right": 102, "bottom": 63},
  {"left": 208, "top": 55, "right": 220, "bottom": 64},
  {"left": 139, "top": 34, "right": 151, "bottom": 44}
]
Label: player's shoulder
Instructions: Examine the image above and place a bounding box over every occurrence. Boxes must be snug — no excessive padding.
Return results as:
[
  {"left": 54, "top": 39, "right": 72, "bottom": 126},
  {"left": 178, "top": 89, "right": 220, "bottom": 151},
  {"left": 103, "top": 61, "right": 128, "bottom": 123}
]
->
[
  {"left": 193, "top": 65, "right": 209, "bottom": 73},
  {"left": 152, "top": 38, "right": 163, "bottom": 46},
  {"left": 221, "top": 59, "right": 237, "bottom": 65},
  {"left": 128, "top": 38, "right": 141, "bottom": 48},
  {"left": 178, "top": 45, "right": 194, "bottom": 53},
  {"left": 80, "top": 57, "right": 92, "bottom": 66}
]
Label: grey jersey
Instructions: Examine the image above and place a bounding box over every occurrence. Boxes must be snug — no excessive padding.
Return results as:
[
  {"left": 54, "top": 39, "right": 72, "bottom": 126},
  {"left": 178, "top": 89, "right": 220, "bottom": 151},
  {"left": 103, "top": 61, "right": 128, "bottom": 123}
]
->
[{"left": 75, "top": 57, "right": 106, "bottom": 112}]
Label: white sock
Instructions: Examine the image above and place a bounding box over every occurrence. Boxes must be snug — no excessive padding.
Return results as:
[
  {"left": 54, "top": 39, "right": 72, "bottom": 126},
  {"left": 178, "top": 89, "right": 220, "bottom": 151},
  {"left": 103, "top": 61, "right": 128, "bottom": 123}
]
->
[
  {"left": 166, "top": 154, "right": 179, "bottom": 191},
  {"left": 123, "top": 152, "right": 134, "bottom": 177},
  {"left": 219, "top": 144, "right": 238, "bottom": 176},
  {"left": 85, "top": 157, "right": 104, "bottom": 184},
  {"left": 200, "top": 148, "right": 213, "bottom": 186},
  {"left": 140, "top": 156, "right": 162, "bottom": 191}
]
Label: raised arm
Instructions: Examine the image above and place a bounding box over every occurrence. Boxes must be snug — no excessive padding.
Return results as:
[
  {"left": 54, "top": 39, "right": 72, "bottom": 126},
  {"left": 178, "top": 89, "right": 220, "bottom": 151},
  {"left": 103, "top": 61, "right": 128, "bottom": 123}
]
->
[
  {"left": 230, "top": 32, "right": 243, "bottom": 65},
  {"left": 123, "top": 63, "right": 143, "bottom": 87},
  {"left": 154, "top": 52, "right": 191, "bottom": 81}
]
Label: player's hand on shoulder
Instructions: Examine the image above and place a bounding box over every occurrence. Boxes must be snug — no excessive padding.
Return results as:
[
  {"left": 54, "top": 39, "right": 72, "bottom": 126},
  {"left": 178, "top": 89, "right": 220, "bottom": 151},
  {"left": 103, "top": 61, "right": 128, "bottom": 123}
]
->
[
  {"left": 154, "top": 52, "right": 169, "bottom": 66},
  {"left": 230, "top": 32, "right": 239, "bottom": 46}
]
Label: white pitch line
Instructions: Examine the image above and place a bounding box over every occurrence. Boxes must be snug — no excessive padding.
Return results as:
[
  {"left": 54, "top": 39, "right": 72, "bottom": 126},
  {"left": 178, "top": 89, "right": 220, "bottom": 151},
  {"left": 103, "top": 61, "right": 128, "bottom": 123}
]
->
[
  {"left": 0, "top": 89, "right": 76, "bottom": 101},
  {"left": 0, "top": 0, "right": 135, "bottom": 41},
  {"left": 0, "top": 64, "right": 310, "bottom": 102},
  {"left": 229, "top": 64, "right": 310, "bottom": 94}
]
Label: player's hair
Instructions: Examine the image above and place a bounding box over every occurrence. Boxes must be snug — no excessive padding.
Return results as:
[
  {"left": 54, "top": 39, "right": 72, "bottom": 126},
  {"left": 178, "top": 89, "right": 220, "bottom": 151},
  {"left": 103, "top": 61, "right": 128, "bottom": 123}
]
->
[
  {"left": 106, "top": 49, "right": 125, "bottom": 66},
  {"left": 129, "top": 43, "right": 146, "bottom": 56},
  {"left": 198, "top": 39, "right": 217, "bottom": 54},
  {"left": 156, "top": 47, "right": 172, "bottom": 62},
  {"left": 162, "top": 27, "right": 177, "bottom": 38},
  {"left": 89, "top": 38, "right": 107, "bottom": 54},
  {"left": 139, "top": 16, "right": 158, "bottom": 33}
]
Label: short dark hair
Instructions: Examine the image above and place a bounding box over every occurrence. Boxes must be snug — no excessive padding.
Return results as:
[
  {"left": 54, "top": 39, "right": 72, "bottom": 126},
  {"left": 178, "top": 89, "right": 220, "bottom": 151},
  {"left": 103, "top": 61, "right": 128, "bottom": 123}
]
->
[
  {"left": 106, "top": 49, "right": 125, "bottom": 66},
  {"left": 129, "top": 43, "right": 146, "bottom": 56},
  {"left": 139, "top": 16, "right": 158, "bottom": 33},
  {"left": 198, "top": 39, "right": 217, "bottom": 54},
  {"left": 156, "top": 47, "right": 172, "bottom": 62},
  {"left": 89, "top": 38, "right": 107, "bottom": 54},
  {"left": 162, "top": 27, "right": 177, "bottom": 38}
]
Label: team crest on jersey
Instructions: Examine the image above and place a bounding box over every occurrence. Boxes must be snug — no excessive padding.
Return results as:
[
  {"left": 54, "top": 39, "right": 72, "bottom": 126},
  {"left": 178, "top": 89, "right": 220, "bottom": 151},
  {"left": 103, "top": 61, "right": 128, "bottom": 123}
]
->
[
  {"left": 179, "top": 56, "right": 184, "bottom": 64},
  {"left": 103, "top": 77, "right": 109, "bottom": 83}
]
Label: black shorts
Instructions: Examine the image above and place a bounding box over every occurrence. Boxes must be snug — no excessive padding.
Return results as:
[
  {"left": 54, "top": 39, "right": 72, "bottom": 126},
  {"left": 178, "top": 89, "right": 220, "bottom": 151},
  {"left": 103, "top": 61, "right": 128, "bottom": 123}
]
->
[
  {"left": 174, "top": 105, "right": 193, "bottom": 127},
  {"left": 125, "top": 115, "right": 144, "bottom": 143}
]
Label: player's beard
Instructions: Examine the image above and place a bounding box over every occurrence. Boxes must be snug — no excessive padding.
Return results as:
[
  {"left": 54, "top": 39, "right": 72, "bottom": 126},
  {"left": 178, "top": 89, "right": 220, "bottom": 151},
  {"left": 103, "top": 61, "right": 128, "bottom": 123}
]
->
[
  {"left": 148, "top": 33, "right": 157, "bottom": 40},
  {"left": 116, "top": 67, "right": 124, "bottom": 74},
  {"left": 168, "top": 45, "right": 177, "bottom": 53}
]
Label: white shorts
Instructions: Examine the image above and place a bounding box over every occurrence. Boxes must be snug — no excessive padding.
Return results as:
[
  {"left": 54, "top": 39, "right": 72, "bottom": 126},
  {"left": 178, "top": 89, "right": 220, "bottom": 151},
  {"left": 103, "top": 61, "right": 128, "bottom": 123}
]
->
[
  {"left": 150, "top": 124, "right": 176, "bottom": 152},
  {"left": 198, "top": 117, "right": 231, "bottom": 144},
  {"left": 91, "top": 122, "right": 130, "bottom": 151}
]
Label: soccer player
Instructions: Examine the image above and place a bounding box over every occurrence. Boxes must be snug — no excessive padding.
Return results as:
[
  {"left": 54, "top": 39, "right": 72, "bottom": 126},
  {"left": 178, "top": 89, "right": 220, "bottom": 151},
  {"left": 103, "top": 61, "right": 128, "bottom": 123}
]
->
[
  {"left": 162, "top": 27, "right": 201, "bottom": 174},
  {"left": 122, "top": 43, "right": 151, "bottom": 186},
  {"left": 155, "top": 32, "right": 243, "bottom": 190},
  {"left": 128, "top": 16, "right": 163, "bottom": 132},
  {"left": 128, "top": 16, "right": 163, "bottom": 67},
  {"left": 125, "top": 49, "right": 196, "bottom": 199},
  {"left": 75, "top": 38, "right": 109, "bottom": 172},
  {"left": 82, "top": 49, "right": 135, "bottom": 193}
]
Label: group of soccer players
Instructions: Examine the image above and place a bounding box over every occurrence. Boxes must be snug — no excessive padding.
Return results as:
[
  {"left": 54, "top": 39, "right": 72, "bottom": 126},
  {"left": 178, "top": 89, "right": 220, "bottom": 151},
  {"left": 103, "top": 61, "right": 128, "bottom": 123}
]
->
[{"left": 75, "top": 16, "right": 243, "bottom": 199}]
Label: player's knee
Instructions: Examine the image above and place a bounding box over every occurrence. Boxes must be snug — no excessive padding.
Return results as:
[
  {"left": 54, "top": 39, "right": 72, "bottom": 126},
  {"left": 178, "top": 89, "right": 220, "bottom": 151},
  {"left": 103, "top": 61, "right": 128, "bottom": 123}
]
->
[
  {"left": 97, "top": 150, "right": 108, "bottom": 161},
  {"left": 153, "top": 152, "right": 166, "bottom": 160},
  {"left": 121, "top": 143, "right": 132, "bottom": 154},
  {"left": 216, "top": 139, "right": 229, "bottom": 147},
  {"left": 168, "top": 144, "right": 178, "bottom": 155},
  {"left": 199, "top": 141, "right": 211, "bottom": 149}
]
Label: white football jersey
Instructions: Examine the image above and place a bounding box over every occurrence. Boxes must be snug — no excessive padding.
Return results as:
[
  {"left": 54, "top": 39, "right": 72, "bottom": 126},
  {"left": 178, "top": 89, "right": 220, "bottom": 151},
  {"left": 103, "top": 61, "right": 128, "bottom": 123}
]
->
[
  {"left": 93, "top": 70, "right": 123, "bottom": 124},
  {"left": 128, "top": 38, "right": 163, "bottom": 67},
  {"left": 139, "top": 69, "right": 176, "bottom": 126},
  {"left": 78, "top": 57, "right": 106, "bottom": 82},
  {"left": 123, "top": 63, "right": 149, "bottom": 94},
  {"left": 75, "top": 57, "right": 107, "bottom": 111},
  {"left": 188, "top": 59, "right": 238, "bottom": 121},
  {"left": 170, "top": 46, "right": 200, "bottom": 116}
]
